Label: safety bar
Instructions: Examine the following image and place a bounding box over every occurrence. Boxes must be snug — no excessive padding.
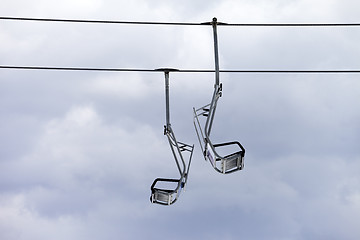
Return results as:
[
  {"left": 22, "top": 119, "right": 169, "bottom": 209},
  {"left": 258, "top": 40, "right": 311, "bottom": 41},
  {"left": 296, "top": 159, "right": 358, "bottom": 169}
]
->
[{"left": 194, "top": 106, "right": 245, "bottom": 174}]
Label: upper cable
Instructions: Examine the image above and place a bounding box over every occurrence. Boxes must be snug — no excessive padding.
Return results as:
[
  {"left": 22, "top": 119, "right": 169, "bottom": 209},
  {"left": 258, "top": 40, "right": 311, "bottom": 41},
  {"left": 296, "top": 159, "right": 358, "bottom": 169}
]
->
[{"left": 1, "top": 16, "right": 360, "bottom": 27}]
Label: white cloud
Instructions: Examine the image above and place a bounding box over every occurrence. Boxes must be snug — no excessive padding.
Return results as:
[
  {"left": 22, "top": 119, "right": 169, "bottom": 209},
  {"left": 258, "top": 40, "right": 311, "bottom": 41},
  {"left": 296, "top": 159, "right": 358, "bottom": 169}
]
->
[{"left": 0, "top": 194, "right": 85, "bottom": 240}]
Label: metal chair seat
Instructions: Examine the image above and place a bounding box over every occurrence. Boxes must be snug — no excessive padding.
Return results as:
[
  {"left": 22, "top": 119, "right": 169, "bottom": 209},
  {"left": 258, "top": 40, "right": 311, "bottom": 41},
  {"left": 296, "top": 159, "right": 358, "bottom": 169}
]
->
[
  {"left": 210, "top": 142, "right": 245, "bottom": 174},
  {"left": 150, "top": 178, "right": 185, "bottom": 205}
]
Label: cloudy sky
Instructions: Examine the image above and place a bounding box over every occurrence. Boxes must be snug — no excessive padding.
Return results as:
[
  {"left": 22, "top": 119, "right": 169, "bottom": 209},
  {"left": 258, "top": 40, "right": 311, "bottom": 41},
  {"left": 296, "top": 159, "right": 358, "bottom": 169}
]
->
[{"left": 1, "top": 0, "right": 360, "bottom": 239}]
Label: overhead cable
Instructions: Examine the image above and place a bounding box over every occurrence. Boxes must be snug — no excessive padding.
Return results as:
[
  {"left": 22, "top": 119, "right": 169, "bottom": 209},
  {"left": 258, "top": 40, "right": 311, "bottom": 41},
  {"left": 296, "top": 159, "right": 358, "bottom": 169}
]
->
[
  {"left": 1, "top": 65, "right": 360, "bottom": 73},
  {"left": 0, "top": 16, "right": 205, "bottom": 26},
  {"left": 1, "top": 16, "right": 360, "bottom": 27}
]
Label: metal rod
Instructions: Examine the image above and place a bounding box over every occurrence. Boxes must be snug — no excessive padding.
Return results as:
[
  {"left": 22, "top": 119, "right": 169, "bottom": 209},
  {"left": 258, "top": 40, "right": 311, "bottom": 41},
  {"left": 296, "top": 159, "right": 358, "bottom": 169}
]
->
[
  {"left": 212, "top": 17, "right": 220, "bottom": 86},
  {"left": 205, "top": 18, "right": 221, "bottom": 137},
  {"left": 164, "top": 71, "right": 170, "bottom": 128},
  {"left": 167, "top": 132, "right": 183, "bottom": 175}
]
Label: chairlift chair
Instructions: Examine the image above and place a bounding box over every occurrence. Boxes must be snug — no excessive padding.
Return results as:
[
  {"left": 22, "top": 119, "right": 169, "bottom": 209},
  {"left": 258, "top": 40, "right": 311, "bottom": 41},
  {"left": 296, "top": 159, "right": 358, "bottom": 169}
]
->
[
  {"left": 150, "top": 70, "right": 194, "bottom": 205},
  {"left": 193, "top": 18, "right": 245, "bottom": 174}
]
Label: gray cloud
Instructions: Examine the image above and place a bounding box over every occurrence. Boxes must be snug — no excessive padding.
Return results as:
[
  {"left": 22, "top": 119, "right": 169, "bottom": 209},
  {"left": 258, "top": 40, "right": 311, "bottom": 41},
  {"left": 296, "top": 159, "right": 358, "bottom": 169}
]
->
[{"left": 1, "top": 0, "right": 360, "bottom": 239}]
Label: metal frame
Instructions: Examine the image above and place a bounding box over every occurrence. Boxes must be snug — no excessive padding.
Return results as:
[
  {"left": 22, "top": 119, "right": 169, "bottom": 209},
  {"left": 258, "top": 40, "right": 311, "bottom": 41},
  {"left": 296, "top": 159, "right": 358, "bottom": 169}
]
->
[
  {"left": 150, "top": 70, "right": 194, "bottom": 205},
  {"left": 193, "top": 18, "right": 245, "bottom": 174}
]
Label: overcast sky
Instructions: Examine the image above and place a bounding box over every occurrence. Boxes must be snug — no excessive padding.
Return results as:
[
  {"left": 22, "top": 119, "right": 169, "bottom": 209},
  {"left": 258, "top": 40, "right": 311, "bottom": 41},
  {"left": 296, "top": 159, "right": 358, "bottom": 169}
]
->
[{"left": 1, "top": 0, "right": 360, "bottom": 239}]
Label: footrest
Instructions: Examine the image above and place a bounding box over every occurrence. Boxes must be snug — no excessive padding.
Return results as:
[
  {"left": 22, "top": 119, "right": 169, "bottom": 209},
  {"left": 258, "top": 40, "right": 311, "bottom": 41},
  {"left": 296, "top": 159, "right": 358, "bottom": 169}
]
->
[{"left": 221, "top": 151, "right": 244, "bottom": 173}]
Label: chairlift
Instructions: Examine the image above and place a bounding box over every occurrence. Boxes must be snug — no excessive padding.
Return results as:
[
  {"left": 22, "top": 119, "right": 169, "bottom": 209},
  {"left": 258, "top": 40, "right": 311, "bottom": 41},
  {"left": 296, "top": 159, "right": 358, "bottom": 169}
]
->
[
  {"left": 150, "top": 70, "right": 194, "bottom": 205},
  {"left": 193, "top": 18, "right": 245, "bottom": 174}
]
